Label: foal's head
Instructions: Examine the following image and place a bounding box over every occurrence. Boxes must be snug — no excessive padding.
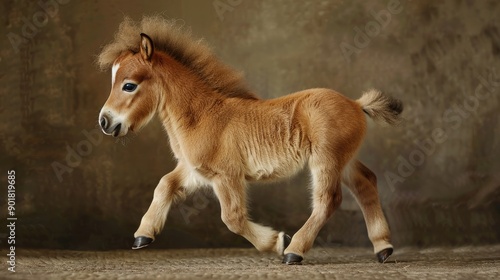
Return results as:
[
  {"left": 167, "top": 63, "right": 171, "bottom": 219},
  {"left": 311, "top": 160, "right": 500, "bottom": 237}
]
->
[{"left": 99, "top": 34, "right": 159, "bottom": 137}]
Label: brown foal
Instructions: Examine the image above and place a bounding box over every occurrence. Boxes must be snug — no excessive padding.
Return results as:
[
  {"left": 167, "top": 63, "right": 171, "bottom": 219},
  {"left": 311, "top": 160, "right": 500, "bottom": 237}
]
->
[{"left": 97, "top": 16, "right": 402, "bottom": 264}]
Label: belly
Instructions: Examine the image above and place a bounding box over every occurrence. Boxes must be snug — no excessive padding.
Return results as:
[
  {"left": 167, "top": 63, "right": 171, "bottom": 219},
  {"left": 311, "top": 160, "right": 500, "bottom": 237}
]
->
[{"left": 244, "top": 159, "right": 306, "bottom": 181}]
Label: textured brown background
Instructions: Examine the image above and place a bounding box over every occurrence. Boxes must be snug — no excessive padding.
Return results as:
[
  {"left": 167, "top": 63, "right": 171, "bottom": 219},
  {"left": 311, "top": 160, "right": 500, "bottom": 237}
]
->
[{"left": 0, "top": 0, "right": 499, "bottom": 251}]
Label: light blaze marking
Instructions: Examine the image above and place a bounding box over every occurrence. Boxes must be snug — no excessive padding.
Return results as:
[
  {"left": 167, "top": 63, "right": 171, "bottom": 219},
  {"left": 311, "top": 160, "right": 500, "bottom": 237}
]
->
[{"left": 111, "top": 63, "right": 120, "bottom": 86}]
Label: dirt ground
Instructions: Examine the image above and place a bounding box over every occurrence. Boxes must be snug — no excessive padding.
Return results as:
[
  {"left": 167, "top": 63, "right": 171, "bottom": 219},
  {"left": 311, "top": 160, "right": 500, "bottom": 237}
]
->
[{"left": 2, "top": 245, "right": 499, "bottom": 279}]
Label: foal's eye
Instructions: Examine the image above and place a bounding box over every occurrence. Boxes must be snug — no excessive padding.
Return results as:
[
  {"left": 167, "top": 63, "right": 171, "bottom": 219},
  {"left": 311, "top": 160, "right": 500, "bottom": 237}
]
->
[{"left": 122, "top": 83, "right": 138, "bottom": 92}]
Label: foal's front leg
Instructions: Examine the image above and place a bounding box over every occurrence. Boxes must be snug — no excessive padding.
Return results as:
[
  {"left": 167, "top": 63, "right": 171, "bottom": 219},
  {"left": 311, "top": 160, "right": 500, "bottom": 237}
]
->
[
  {"left": 212, "top": 177, "right": 291, "bottom": 255},
  {"left": 133, "top": 165, "right": 185, "bottom": 249}
]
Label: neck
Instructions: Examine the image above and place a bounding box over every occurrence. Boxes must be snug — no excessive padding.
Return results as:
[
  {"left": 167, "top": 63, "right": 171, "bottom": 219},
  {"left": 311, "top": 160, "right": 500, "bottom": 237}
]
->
[{"left": 155, "top": 53, "right": 223, "bottom": 132}]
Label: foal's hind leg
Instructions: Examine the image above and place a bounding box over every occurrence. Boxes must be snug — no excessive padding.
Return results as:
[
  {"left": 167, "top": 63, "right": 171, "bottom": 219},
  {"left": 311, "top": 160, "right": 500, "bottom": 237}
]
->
[
  {"left": 133, "top": 165, "right": 185, "bottom": 249},
  {"left": 343, "top": 160, "right": 393, "bottom": 263},
  {"left": 283, "top": 163, "right": 342, "bottom": 264},
  {"left": 213, "top": 177, "right": 291, "bottom": 255}
]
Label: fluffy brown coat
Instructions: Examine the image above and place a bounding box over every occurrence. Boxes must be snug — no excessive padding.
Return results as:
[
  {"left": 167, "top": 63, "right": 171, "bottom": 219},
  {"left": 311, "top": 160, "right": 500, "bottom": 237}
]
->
[{"left": 97, "top": 16, "right": 402, "bottom": 264}]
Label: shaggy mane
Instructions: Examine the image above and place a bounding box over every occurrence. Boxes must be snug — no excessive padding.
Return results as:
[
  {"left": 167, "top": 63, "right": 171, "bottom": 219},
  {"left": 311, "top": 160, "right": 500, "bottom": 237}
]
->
[{"left": 97, "top": 16, "right": 257, "bottom": 99}]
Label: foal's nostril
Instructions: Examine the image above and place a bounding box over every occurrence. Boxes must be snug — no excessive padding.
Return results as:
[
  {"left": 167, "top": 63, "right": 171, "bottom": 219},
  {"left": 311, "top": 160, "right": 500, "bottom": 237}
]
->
[
  {"left": 112, "top": 123, "right": 122, "bottom": 137},
  {"left": 100, "top": 116, "right": 108, "bottom": 130}
]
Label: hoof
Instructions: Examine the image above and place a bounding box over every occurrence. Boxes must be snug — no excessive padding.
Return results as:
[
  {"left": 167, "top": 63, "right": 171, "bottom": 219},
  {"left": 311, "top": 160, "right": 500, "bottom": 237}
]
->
[
  {"left": 283, "top": 234, "right": 292, "bottom": 250},
  {"left": 132, "top": 236, "right": 153, "bottom": 250},
  {"left": 278, "top": 232, "right": 292, "bottom": 255},
  {"left": 376, "top": 248, "right": 393, "bottom": 263},
  {"left": 282, "top": 253, "right": 303, "bottom": 265}
]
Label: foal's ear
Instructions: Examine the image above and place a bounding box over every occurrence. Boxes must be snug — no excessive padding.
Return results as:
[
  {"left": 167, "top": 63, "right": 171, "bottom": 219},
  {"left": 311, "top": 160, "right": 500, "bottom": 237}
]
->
[{"left": 140, "top": 33, "right": 154, "bottom": 61}]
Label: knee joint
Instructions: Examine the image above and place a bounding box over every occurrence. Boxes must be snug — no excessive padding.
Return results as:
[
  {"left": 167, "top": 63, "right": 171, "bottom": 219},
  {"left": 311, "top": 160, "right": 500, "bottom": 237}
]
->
[
  {"left": 154, "top": 175, "right": 183, "bottom": 200},
  {"left": 359, "top": 164, "right": 377, "bottom": 186},
  {"left": 221, "top": 213, "right": 246, "bottom": 234}
]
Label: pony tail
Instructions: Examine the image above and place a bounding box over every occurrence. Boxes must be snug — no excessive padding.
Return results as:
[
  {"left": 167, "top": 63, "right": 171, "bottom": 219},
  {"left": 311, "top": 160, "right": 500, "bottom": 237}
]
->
[{"left": 357, "top": 89, "right": 403, "bottom": 126}]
